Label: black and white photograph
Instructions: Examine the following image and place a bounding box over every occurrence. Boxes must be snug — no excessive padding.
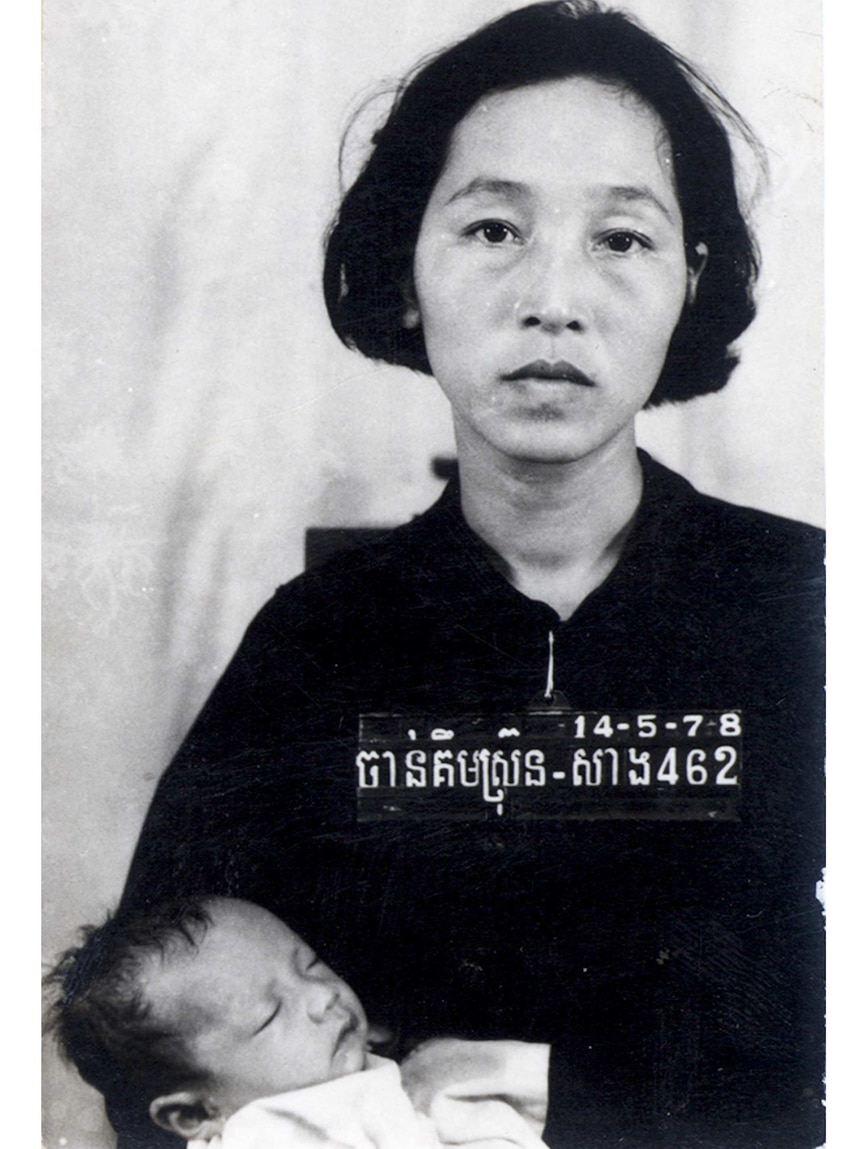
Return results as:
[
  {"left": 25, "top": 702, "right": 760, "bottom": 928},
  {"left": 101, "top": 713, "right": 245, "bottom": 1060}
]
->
[{"left": 43, "top": 2, "right": 826, "bottom": 1147}]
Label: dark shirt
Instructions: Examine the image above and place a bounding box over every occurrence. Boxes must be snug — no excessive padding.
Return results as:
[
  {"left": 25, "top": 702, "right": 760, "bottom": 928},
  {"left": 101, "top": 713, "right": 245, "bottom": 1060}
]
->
[{"left": 121, "top": 453, "right": 825, "bottom": 1148}]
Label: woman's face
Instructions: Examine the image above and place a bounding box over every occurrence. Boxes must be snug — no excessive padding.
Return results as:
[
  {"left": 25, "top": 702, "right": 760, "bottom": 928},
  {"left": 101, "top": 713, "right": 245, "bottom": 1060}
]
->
[{"left": 410, "top": 77, "right": 700, "bottom": 469}]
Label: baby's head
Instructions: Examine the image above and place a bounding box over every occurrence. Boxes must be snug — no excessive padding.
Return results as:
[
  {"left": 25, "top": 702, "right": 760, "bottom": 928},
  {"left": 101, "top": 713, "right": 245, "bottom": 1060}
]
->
[{"left": 45, "top": 896, "right": 370, "bottom": 1142}]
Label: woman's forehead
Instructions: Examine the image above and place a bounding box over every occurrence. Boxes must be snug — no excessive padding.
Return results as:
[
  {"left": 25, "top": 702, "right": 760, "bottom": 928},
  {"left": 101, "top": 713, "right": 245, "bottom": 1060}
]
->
[
  {"left": 433, "top": 77, "right": 677, "bottom": 209},
  {"left": 455, "top": 76, "right": 664, "bottom": 151}
]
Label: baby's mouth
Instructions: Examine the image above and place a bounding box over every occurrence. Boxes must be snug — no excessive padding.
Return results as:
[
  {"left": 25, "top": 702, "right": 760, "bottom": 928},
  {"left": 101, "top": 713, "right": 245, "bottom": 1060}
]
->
[{"left": 334, "top": 1013, "right": 359, "bottom": 1053}]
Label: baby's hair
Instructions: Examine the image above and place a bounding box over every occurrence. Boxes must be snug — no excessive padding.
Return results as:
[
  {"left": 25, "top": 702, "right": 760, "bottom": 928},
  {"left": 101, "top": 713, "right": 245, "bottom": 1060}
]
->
[{"left": 44, "top": 897, "right": 215, "bottom": 1131}]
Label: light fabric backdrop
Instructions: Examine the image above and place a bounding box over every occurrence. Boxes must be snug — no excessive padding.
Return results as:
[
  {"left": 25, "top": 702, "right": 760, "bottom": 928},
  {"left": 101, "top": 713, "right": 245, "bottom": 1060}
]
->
[{"left": 42, "top": 2, "right": 822, "bottom": 1145}]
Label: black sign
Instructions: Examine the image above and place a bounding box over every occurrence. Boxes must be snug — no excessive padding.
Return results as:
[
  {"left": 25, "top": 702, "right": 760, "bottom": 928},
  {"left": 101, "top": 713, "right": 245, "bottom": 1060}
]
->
[{"left": 356, "top": 710, "right": 743, "bottom": 821}]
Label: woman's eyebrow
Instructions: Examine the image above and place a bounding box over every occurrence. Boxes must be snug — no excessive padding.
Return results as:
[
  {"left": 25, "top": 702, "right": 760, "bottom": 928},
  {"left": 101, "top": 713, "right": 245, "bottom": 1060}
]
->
[
  {"left": 444, "top": 177, "right": 530, "bottom": 206},
  {"left": 600, "top": 184, "right": 676, "bottom": 222},
  {"left": 444, "top": 178, "right": 676, "bottom": 223}
]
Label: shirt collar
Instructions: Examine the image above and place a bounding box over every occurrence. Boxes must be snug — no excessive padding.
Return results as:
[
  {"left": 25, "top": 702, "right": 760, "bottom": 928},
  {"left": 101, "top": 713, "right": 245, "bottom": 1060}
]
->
[{"left": 406, "top": 450, "right": 700, "bottom": 622}]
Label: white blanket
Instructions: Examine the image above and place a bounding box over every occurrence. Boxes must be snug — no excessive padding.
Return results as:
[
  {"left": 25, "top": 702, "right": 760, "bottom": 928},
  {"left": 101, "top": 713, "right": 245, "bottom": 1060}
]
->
[{"left": 191, "top": 1046, "right": 550, "bottom": 1149}]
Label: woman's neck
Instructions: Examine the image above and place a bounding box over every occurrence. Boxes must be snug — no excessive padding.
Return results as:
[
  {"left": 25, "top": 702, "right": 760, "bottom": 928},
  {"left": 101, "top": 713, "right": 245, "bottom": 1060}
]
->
[{"left": 456, "top": 434, "right": 643, "bottom": 621}]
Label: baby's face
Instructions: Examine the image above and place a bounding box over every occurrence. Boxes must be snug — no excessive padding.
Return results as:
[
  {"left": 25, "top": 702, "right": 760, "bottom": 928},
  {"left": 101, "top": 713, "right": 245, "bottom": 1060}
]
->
[{"left": 140, "top": 899, "right": 369, "bottom": 1116}]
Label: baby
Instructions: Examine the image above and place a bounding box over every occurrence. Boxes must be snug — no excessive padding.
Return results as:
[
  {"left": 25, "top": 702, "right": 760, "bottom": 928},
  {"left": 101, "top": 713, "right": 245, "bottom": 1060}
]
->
[{"left": 45, "top": 896, "right": 550, "bottom": 1148}]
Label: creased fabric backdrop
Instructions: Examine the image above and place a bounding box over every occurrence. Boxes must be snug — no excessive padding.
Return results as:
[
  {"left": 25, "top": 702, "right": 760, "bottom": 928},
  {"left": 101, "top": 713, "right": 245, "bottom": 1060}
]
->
[{"left": 42, "top": 1, "right": 822, "bottom": 1145}]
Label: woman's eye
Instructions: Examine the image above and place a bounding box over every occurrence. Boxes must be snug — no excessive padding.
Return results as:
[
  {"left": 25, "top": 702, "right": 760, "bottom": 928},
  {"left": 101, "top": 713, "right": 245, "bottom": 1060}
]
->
[
  {"left": 601, "top": 231, "right": 649, "bottom": 254},
  {"left": 467, "top": 221, "right": 519, "bottom": 245}
]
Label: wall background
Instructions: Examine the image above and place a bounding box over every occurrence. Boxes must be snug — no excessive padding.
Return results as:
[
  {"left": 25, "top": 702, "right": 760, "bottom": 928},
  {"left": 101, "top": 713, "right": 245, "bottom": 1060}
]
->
[{"left": 42, "top": 2, "right": 822, "bottom": 1145}]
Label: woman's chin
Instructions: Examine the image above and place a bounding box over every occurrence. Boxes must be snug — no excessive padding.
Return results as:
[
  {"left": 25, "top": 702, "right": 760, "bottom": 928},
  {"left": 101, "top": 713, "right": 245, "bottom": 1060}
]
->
[
  {"left": 486, "top": 429, "right": 632, "bottom": 470},
  {"left": 454, "top": 409, "right": 637, "bottom": 471}
]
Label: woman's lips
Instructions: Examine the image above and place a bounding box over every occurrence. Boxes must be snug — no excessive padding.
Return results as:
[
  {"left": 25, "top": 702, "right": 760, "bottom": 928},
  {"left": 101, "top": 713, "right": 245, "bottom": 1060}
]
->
[{"left": 501, "top": 360, "right": 596, "bottom": 386}]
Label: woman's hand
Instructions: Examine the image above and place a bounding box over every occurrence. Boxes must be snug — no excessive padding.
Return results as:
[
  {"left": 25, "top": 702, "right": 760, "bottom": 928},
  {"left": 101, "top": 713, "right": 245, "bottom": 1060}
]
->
[
  {"left": 401, "top": 1037, "right": 550, "bottom": 1130},
  {"left": 401, "top": 1038, "right": 506, "bottom": 1112}
]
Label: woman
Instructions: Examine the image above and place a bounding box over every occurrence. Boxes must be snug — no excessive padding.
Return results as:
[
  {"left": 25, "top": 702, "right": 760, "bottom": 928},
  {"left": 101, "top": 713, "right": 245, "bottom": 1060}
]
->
[{"left": 120, "top": 4, "right": 824, "bottom": 1146}]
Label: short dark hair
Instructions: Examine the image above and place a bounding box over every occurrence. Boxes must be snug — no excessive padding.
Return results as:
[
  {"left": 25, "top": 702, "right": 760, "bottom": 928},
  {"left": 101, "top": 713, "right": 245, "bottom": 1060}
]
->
[
  {"left": 44, "top": 898, "right": 214, "bottom": 1136},
  {"left": 323, "top": 0, "right": 761, "bottom": 406}
]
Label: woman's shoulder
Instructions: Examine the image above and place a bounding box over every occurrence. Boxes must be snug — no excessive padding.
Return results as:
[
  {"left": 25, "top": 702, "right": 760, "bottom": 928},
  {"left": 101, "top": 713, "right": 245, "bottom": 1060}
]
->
[
  {"left": 244, "top": 459, "right": 825, "bottom": 643},
  {"left": 245, "top": 486, "right": 464, "bottom": 636},
  {"left": 641, "top": 453, "right": 825, "bottom": 579}
]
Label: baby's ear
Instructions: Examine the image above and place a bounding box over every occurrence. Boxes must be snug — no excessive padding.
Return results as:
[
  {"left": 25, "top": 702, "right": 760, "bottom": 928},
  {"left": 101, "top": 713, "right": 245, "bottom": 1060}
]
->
[{"left": 150, "top": 1092, "right": 224, "bottom": 1142}]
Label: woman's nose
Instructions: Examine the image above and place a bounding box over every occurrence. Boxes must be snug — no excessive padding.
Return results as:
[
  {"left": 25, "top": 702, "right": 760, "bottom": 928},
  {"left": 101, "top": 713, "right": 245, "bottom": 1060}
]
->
[{"left": 513, "top": 241, "right": 593, "bottom": 333}]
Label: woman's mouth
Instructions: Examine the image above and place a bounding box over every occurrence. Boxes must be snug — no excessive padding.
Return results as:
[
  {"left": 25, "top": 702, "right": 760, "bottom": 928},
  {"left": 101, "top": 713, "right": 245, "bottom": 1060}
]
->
[{"left": 501, "top": 360, "right": 596, "bottom": 386}]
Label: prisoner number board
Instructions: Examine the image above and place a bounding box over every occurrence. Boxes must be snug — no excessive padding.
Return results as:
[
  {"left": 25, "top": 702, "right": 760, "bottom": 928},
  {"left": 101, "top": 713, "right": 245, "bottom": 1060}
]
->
[{"left": 356, "top": 710, "right": 742, "bottom": 822}]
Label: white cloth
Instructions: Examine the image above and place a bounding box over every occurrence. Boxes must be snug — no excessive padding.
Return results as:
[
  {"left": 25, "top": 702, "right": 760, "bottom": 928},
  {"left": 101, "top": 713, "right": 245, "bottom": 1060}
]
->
[{"left": 190, "top": 1046, "right": 550, "bottom": 1149}]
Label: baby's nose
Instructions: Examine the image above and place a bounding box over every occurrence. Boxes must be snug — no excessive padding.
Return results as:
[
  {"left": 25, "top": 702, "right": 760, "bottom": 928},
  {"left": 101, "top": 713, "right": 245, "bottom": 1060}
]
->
[{"left": 305, "top": 978, "right": 340, "bottom": 1022}]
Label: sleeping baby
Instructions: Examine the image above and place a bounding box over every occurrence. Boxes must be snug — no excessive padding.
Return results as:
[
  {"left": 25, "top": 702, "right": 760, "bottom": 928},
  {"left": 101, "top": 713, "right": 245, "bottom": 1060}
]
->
[{"left": 45, "top": 895, "right": 550, "bottom": 1148}]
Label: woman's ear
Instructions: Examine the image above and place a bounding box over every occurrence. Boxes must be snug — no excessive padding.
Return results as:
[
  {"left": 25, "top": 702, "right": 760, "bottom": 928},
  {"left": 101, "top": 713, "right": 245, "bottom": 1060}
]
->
[
  {"left": 686, "top": 242, "right": 709, "bottom": 304},
  {"left": 149, "top": 1092, "right": 224, "bottom": 1142},
  {"left": 402, "top": 304, "right": 421, "bottom": 330},
  {"left": 401, "top": 277, "right": 421, "bottom": 330}
]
